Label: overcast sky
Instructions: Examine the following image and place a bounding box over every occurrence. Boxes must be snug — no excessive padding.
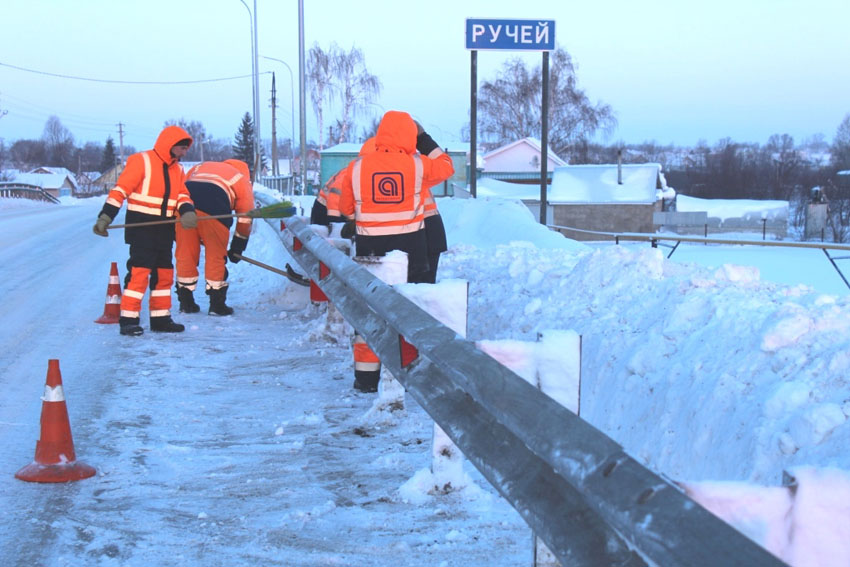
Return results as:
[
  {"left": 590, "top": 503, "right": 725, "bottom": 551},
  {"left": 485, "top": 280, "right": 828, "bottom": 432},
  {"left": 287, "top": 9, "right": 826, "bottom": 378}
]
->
[{"left": 1, "top": 0, "right": 848, "bottom": 152}]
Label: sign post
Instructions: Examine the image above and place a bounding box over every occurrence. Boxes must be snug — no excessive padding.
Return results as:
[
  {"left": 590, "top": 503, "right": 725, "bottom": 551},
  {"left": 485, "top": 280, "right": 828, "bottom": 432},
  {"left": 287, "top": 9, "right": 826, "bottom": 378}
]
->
[{"left": 465, "top": 18, "right": 555, "bottom": 219}]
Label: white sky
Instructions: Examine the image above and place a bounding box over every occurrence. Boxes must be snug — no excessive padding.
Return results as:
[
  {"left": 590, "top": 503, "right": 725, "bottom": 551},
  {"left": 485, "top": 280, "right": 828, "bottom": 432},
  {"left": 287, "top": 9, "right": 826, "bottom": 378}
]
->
[
  {"left": 2, "top": 189, "right": 850, "bottom": 564},
  {"left": 1, "top": 1, "right": 849, "bottom": 150}
]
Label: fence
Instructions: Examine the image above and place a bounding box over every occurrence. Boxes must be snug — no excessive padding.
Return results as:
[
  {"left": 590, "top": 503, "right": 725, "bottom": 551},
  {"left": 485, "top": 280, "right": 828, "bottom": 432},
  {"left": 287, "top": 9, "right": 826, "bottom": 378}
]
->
[
  {"left": 0, "top": 183, "right": 60, "bottom": 203},
  {"left": 271, "top": 212, "right": 785, "bottom": 566},
  {"left": 257, "top": 174, "right": 295, "bottom": 195}
]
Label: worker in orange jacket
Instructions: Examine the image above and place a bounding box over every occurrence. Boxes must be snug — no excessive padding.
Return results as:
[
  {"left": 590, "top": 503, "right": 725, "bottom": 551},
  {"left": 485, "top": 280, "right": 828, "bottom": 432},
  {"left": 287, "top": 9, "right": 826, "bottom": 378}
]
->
[
  {"left": 339, "top": 111, "right": 454, "bottom": 391},
  {"left": 175, "top": 159, "right": 255, "bottom": 316},
  {"left": 310, "top": 170, "right": 346, "bottom": 226},
  {"left": 92, "top": 125, "right": 198, "bottom": 336}
]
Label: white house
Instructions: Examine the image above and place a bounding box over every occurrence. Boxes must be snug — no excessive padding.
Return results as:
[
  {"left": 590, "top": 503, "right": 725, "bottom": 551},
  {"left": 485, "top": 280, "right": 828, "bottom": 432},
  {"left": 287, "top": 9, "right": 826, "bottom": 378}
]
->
[{"left": 482, "top": 137, "right": 566, "bottom": 174}]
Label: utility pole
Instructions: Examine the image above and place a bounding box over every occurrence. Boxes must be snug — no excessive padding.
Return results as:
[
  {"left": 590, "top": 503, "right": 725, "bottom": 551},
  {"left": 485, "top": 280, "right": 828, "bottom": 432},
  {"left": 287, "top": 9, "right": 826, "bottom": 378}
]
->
[
  {"left": 270, "top": 72, "right": 278, "bottom": 176},
  {"left": 252, "top": 0, "right": 261, "bottom": 177},
  {"left": 117, "top": 122, "right": 125, "bottom": 164},
  {"left": 298, "top": 0, "right": 307, "bottom": 194},
  {"left": 198, "top": 133, "right": 205, "bottom": 161}
]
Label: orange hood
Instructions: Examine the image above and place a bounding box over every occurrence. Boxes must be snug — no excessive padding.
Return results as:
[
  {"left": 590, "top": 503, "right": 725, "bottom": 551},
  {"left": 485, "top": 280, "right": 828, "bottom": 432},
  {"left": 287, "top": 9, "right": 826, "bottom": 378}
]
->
[
  {"left": 374, "top": 111, "right": 416, "bottom": 155},
  {"left": 153, "top": 125, "right": 193, "bottom": 164}
]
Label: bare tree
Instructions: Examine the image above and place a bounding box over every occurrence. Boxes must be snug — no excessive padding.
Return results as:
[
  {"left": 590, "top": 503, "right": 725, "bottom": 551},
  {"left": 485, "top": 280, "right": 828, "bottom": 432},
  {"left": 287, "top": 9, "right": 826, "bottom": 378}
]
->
[
  {"left": 332, "top": 45, "right": 381, "bottom": 144},
  {"left": 42, "top": 115, "right": 75, "bottom": 167},
  {"left": 764, "top": 133, "right": 802, "bottom": 200},
  {"left": 831, "top": 113, "right": 850, "bottom": 171},
  {"left": 478, "top": 46, "right": 617, "bottom": 157},
  {"left": 307, "top": 43, "right": 338, "bottom": 151}
]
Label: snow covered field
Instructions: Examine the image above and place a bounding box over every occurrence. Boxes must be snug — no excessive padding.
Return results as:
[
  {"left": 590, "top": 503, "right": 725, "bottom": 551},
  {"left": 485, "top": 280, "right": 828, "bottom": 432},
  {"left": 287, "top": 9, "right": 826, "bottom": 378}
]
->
[{"left": 1, "top": 193, "right": 849, "bottom": 565}]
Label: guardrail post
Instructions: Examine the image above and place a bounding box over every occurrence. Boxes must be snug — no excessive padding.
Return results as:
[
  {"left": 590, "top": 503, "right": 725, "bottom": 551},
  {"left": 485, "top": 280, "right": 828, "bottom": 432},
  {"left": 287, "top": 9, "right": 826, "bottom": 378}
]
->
[
  {"left": 396, "top": 279, "right": 470, "bottom": 492},
  {"left": 476, "top": 330, "right": 582, "bottom": 567}
]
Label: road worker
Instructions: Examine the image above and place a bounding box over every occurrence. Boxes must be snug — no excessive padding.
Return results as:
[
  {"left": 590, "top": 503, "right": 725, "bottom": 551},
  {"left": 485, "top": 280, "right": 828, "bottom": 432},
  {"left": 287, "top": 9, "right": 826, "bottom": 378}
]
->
[
  {"left": 92, "top": 125, "right": 198, "bottom": 336},
  {"left": 338, "top": 111, "right": 454, "bottom": 391},
  {"left": 174, "top": 159, "right": 255, "bottom": 316}
]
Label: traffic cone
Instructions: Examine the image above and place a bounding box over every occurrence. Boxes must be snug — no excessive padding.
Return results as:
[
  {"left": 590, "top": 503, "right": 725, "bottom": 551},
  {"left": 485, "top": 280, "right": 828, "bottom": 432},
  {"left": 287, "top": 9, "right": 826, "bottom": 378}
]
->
[
  {"left": 15, "top": 359, "right": 96, "bottom": 483},
  {"left": 94, "top": 261, "right": 122, "bottom": 324}
]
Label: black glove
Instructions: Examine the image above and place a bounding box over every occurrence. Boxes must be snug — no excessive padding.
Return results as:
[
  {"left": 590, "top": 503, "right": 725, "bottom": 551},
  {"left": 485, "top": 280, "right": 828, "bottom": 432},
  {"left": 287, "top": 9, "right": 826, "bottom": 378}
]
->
[
  {"left": 416, "top": 132, "right": 439, "bottom": 156},
  {"left": 340, "top": 220, "right": 356, "bottom": 240},
  {"left": 228, "top": 236, "right": 248, "bottom": 263}
]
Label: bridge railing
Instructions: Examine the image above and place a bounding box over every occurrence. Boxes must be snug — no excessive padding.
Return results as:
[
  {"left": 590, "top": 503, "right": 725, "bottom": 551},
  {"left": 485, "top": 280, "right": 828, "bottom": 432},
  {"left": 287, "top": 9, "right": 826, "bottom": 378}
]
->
[{"left": 0, "top": 183, "right": 60, "bottom": 203}]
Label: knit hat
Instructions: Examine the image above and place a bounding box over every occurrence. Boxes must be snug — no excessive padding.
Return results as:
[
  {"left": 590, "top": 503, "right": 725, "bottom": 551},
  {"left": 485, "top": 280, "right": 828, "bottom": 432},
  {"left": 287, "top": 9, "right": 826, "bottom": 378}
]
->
[{"left": 174, "top": 138, "right": 192, "bottom": 148}]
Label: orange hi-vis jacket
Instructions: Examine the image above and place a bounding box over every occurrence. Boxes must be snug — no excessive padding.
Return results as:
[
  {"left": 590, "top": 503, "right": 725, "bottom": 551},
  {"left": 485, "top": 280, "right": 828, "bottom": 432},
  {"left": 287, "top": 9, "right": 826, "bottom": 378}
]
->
[
  {"left": 184, "top": 159, "right": 255, "bottom": 239},
  {"left": 317, "top": 170, "right": 344, "bottom": 219},
  {"left": 103, "top": 125, "right": 194, "bottom": 224},
  {"left": 339, "top": 112, "right": 453, "bottom": 236}
]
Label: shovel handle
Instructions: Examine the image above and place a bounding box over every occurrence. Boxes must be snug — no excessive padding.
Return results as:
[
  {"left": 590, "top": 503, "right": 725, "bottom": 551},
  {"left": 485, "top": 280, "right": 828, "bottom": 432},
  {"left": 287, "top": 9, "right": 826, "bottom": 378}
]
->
[{"left": 107, "top": 213, "right": 248, "bottom": 230}]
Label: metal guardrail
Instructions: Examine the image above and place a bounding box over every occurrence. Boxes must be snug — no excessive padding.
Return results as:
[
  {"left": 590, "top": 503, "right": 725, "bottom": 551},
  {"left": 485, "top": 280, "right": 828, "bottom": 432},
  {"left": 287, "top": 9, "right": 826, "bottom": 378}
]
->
[
  {"left": 0, "top": 183, "right": 60, "bottom": 203},
  {"left": 273, "top": 214, "right": 786, "bottom": 567}
]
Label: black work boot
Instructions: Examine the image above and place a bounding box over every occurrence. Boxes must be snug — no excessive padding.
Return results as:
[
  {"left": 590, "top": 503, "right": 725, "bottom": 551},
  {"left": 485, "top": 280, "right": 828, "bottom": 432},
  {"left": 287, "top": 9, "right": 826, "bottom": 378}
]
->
[
  {"left": 176, "top": 286, "right": 200, "bottom": 313},
  {"left": 207, "top": 287, "right": 234, "bottom": 316},
  {"left": 353, "top": 370, "right": 379, "bottom": 393},
  {"left": 119, "top": 316, "right": 144, "bottom": 337},
  {"left": 150, "top": 315, "right": 185, "bottom": 333}
]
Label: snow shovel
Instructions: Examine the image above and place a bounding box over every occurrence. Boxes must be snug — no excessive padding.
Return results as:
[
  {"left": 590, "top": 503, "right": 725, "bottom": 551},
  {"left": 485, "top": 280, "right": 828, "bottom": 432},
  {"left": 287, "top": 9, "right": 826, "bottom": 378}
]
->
[
  {"left": 235, "top": 254, "right": 311, "bottom": 287},
  {"left": 106, "top": 201, "right": 297, "bottom": 230}
]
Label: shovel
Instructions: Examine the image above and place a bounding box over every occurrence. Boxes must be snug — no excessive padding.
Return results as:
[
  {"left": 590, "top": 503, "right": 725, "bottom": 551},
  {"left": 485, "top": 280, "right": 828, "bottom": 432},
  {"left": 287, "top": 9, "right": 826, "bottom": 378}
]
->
[{"left": 107, "top": 201, "right": 297, "bottom": 229}]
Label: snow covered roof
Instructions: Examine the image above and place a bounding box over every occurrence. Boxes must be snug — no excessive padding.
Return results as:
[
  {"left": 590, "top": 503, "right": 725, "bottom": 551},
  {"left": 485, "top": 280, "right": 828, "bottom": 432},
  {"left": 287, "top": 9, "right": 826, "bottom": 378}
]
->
[
  {"left": 12, "top": 172, "right": 77, "bottom": 190},
  {"left": 321, "top": 142, "right": 363, "bottom": 155},
  {"left": 482, "top": 137, "right": 566, "bottom": 173},
  {"left": 548, "top": 163, "right": 663, "bottom": 204},
  {"left": 29, "top": 166, "right": 75, "bottom": 177},
  {"left": 474, "top": 163, "right": 666, "bottom": 204}
]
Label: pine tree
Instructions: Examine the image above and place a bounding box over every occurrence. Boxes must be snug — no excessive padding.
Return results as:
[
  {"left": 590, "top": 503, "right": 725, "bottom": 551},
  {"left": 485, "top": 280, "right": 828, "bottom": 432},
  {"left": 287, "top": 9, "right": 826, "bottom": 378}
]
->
[
  {"left": 232, "top": 112, "right": 255, "bottom": 175},
  {"left": 101, "top": 136, "right": 118, "bottom": 172}
]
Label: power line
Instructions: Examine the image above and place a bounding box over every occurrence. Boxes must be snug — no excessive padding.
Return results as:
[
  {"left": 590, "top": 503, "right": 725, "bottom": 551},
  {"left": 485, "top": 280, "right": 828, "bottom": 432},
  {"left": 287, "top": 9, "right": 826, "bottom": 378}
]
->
[{"left": 0, "top": 60, "right": 270, "bottom": 85}]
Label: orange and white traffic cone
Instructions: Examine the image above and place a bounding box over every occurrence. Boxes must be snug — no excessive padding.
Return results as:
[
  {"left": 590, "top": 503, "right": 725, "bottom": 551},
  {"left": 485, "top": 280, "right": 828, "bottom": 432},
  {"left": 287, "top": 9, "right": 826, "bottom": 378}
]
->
[
  {"left": 94, "top": 261, "right": 122, "bottom": 324},
  {"left": 15, "top": 359, "right": 96, "bottom": 483}
]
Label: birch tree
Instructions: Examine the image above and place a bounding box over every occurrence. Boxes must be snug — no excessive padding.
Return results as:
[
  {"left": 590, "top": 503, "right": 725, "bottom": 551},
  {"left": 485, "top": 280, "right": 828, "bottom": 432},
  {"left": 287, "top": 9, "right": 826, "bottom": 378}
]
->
[
  {"left": 332, "top": 45, "right": 381, "bottom": 144},
  {"left": 307, "top": 43, "right": 338, "bottom": 151}
]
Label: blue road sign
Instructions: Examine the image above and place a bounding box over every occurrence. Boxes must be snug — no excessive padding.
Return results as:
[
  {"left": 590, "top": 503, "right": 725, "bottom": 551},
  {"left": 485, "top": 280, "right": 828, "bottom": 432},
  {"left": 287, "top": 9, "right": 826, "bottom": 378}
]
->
[{"left": 466, "top": 18, "right": 555, "bottom": 51}]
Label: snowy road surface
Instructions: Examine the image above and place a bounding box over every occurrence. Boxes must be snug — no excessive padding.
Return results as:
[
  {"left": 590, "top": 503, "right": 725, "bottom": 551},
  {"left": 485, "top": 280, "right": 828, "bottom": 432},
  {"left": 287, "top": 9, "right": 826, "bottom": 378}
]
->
[{"left": 0, "top": 199, "right": 528, "bottom": 566}]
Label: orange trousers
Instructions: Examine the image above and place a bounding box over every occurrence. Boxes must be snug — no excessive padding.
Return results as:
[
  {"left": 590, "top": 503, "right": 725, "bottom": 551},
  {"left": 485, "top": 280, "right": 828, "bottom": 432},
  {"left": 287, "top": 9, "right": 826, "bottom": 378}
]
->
[{"left": 175, "top": 212, "right": 231, "bottom": 291}]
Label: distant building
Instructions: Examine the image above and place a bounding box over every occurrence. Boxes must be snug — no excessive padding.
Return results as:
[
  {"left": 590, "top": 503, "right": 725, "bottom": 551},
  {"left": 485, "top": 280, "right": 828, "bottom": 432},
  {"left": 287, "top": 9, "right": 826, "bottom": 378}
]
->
[
  {"left": 13, "top": 171, "right": 78, "bottom": 199},
  {"left": 91, "top": 163, "right": 125, "bottom": 194},
  {"left": 481, "top": 137, "right": 567, "bottom": 184},
  {"left": 478, "top": 162, "right": 669, "bottom": 239}
]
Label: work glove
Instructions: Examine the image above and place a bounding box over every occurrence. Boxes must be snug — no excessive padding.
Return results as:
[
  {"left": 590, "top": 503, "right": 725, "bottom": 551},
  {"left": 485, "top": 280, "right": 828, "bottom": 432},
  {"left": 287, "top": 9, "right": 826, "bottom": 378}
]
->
[
  {"left": 340, "top": 220, "right": 356, "bottom": 240},
  {"left": 228, "top": 236, "right": 248, "bottom": 263},
  {"left": 93, "top": 213, "right": 112, "bottom": 237},
  {"left": 179, "top": 211, "right": 198, "bottom": 229},
  {"left": 416, "top": 131, "right": 439, "bottom": 156}
]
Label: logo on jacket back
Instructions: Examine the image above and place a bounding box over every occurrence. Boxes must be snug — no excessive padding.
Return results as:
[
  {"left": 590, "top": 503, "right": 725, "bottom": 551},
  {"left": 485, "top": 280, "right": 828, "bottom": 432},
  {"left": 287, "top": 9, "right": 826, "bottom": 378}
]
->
[{"left": 372, "top": 172, "right": 404, "bottom": 204}]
